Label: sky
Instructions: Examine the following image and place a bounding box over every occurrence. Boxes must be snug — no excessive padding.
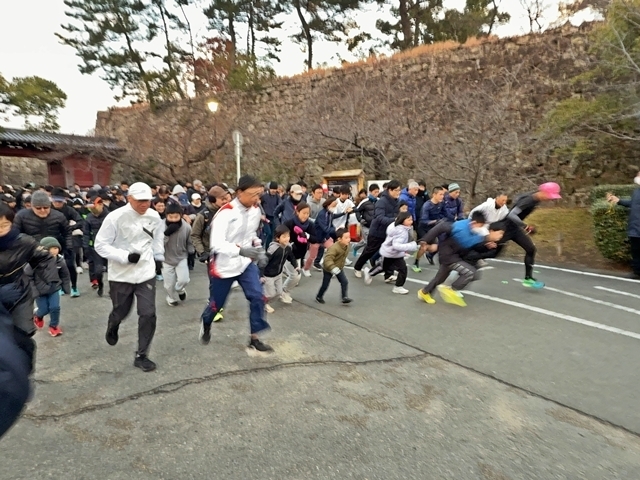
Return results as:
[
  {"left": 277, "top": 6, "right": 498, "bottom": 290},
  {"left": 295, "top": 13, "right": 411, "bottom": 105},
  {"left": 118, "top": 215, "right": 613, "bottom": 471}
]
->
[{"left": 0, "top": 0, "right": 595, "bottom": 135}]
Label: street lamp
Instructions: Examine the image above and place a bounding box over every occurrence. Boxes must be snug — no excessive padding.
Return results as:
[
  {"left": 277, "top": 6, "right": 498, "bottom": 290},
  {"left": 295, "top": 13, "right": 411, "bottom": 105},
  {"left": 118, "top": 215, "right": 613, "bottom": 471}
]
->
[{"left": 206, "top": 99, "right": 220, "bottom": 180}]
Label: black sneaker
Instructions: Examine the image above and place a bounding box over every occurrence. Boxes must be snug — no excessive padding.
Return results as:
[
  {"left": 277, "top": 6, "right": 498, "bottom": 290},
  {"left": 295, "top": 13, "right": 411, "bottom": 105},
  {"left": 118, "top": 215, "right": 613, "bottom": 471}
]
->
[
  {"left": 134, "top": 355, "right": 156, "bottom": 372},
  {"left": 426, "top": 253, "right": 435, "bottom": 265},
  {"left": 312, "top": 264, "right": 322, "bottom": 272},
  {"left": 342, "top": 297, "right": 353, "bottom": 304},
  {"left": 247, "top": 338, "right": 273, "bottom": 356},
  {"left": 315, "top": 296, "right": 325, "bottom": 304},
  {"left": 178, "top": 290, "right": 187, "bottom": 301},
  {"left": 105, "top": 323, "right": 119, "bottom": 346},
  {"left": 199, "top": 322, "right": 211, "bottom": 345},
  {"left": 97, "top": 283, "right": 104, "bottom": 297}
]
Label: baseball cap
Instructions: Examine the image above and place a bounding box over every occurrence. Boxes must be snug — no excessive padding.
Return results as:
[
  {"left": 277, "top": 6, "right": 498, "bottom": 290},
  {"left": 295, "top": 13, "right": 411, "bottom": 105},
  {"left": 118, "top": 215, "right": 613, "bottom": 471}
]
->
[
  {"left": 128, "top": 182, "right": 153, "bottom": 200},
  {"left": 538, "top": 182, "right": 562, "bottom": 200},
  {"left": 207, "top": 186, "right": 227, "bottom": 200},
  {"left": 191, "top": 193, "right": 201, "bottom": 201},
  {"left": 86, "top": 192, "right": 103, "bottom": 208},
  {"left": 172, "top": 185, "right": 186, "bottom": 195},
  {"left": 290, "top": 184, "right": 303, "bottom": 195}
]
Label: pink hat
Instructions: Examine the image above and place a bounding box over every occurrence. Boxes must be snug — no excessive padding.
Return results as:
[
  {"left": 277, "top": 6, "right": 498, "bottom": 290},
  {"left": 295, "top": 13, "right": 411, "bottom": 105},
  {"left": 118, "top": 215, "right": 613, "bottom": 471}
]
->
[{"left": 539, "top": 182, "right": 562, "bottom": 199}]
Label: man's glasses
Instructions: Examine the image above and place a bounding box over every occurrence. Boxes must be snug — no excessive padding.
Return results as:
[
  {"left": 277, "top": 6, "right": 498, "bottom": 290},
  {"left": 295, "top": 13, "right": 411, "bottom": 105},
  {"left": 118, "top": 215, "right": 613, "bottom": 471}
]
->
[{"left": 33, "top": 206, "right": 50, "bottom": 211}]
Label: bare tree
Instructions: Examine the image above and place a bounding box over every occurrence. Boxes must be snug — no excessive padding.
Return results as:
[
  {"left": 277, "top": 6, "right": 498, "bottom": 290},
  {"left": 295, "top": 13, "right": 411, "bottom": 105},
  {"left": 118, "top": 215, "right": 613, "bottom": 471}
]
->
[{"left": 519, "top": 0, "right": 551, "bottom": 33}]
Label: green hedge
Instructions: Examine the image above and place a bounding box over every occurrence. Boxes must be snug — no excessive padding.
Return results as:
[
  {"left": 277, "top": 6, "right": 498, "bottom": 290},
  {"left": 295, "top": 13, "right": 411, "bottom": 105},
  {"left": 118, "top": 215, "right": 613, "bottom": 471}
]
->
[
  {"left": 589, "top": 184, "right": 637, "bottom": 205},
  {"left": 591, "top": 200, "right": 631, "bottom": 263}
]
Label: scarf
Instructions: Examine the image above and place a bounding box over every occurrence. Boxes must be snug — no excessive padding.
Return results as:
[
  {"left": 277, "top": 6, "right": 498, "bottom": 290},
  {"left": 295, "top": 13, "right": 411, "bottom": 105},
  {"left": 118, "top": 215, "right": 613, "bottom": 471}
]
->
[
  {"left": 0, "top": 227, "right": 20, "bottom": 251},
  {"left": 164, "top": 220, "right": 182, "bottom": 237}
]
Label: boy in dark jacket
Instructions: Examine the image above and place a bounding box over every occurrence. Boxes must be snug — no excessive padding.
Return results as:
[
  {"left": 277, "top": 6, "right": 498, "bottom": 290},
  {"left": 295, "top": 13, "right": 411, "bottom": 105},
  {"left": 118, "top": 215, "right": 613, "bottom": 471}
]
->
[
  {"left": 261, "top": 225, "right": 297, "bottom": 313},
  {"left": 28, "top": 237, "right": 70, "bottom": 337},
  {"left": 353, "top": 183, "right": 379, "bottom": 257},
  {"left": 0, "top": 203, "right": 57, "bottom": 372},
  {"left": 83, "top": 193, "right": 109, "bottom": 297}
]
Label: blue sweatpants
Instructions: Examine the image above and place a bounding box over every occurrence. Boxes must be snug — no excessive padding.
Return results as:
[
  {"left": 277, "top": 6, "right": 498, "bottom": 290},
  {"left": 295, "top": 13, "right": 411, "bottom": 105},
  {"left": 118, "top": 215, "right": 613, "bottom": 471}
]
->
[{"left": 201, "top": 262, "right": 270, "bottom": 334}]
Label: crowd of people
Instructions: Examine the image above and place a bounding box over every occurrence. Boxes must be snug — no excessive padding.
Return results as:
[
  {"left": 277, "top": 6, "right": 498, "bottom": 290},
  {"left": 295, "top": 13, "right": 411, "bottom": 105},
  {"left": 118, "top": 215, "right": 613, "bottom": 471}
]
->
[{"left": 0, "top": 175, "right": 563, "bottom": 438}]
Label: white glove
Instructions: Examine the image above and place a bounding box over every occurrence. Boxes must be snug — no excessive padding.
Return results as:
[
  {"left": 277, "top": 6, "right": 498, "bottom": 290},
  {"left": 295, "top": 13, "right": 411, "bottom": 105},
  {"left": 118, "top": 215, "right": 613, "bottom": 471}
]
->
[
  {"left": 72, "top": 229, "right": 83, "bottom": 236},
  {"left": 331, "top": 267, "right": 340, "bottom": 275},
  {"left": 69, "top": 220, "right": 77, "bottom": 227}
]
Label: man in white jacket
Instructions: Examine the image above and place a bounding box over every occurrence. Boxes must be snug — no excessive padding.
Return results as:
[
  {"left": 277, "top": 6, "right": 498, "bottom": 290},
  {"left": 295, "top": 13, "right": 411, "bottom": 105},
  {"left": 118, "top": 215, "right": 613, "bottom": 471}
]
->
[
  {"left": 94, "top": 182, "right": 165, "bottom": 372},
  {"left": 468, "top": 194, "right": 509, "bottom": 225},
  {"left": 200, "top": 175, "right": 272, "bottom": 355}
]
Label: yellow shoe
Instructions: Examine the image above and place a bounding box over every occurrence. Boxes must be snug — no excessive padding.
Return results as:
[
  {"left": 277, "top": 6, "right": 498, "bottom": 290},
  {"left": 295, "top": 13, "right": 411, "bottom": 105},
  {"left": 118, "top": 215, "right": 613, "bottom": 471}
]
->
[
  {"left": 437, "top": 286, "right": 467, "bottom": 307},
  {"left": 417, "top": 289, "right": 436, "bottom": 304}
]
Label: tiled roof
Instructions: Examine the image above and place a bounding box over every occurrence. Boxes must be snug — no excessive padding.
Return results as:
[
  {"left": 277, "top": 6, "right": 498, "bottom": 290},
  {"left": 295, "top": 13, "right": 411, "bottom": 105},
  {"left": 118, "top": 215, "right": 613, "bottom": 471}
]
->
[{"left": 0, "top": 128, "right": 123, "bottom": 151}]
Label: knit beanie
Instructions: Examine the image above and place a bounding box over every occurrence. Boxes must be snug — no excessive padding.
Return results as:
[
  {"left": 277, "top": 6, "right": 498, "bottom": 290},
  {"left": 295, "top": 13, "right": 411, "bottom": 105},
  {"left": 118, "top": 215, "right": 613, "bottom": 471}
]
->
[
  {"left": 40, "top": 236, "right": 61, "bottom": 250},
  {"left": 166, "top": 202, "right": 183, "bottom": 215},
  {"left": 31, "top": 191, "right": 51, "bottom": 208},
  {"left": 448, "top": 183, "right": 460, "bottom": 192},
  {"left": 269, "top": 181, "right": 278, "bottom": 190}
]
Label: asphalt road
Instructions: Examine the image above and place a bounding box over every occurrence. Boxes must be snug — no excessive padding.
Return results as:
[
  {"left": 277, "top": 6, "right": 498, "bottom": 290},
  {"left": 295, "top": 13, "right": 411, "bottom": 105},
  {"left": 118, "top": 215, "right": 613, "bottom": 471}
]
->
[{"left": 2, "top": 257, "right": 640, "bottom": 479}]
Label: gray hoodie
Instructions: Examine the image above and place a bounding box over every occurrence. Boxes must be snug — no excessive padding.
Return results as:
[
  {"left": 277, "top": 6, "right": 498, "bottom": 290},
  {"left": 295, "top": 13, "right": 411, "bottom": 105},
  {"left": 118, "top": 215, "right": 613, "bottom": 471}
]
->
[
  {"left": 307, "top": 197, "right": 323, "bottom": 222},
  {"left": 164, "top": 220, "right": 195, "bottom": 266}
]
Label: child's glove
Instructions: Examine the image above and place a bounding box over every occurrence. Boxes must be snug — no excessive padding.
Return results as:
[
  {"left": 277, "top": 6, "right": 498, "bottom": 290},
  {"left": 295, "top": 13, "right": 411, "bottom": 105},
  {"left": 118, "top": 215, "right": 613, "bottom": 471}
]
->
[
  {"left": 294, "top": 226, "right": 307, "bottom": 243},
  {"left": 331, "top": 267, "right": 341, "bottom": 275},
  {"left": 293, "top": 226, "right": 303, "bottom": 235}
]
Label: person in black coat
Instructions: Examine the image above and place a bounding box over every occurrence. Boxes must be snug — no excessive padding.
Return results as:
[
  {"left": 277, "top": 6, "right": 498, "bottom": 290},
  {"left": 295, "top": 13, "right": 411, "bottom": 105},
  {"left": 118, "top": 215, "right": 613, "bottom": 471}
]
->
[
  {"left": 353, "top": 180, "right": 402, "bottom": 275},
  {"left": 50, "top": 188, "right": 83, "bottom": 296}
]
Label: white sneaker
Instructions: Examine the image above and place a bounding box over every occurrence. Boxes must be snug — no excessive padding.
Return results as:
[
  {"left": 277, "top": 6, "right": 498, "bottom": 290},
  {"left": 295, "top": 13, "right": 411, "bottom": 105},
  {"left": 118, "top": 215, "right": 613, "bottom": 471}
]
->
[
  {"left": 392, "top": 286, "right": 409, "bottom": 295},
  {"left": 363, "top": 268, "right": 373, "bottom": 285},
  {"left": 76, "top": 266, "right": 83, "bottom": 274},
  {"left": 354, "top": 270, "right": 362, "bottom": 278},
  {"left": 385, "top": 275, "right": 397, "bottom": 283},
  {"left": 232, "top": 281, "right": 240, "bottom": 289},
  {"left": 302, "top": 269, "right": 311, "bottom": 277},
  {"left": 280, "top": 292, "right": 293, "bottom": 304},
  {"left": 476, "top": 259, "right": 488, "bottom": 267},
  {"left": 166, "top": 296, "right": 178, "bottom": 306},
  {"left": 345, "top": 258, "right": 353, "bottom": 266},
  {"left": 265, "top": 304, "right": 275, "bottom": 313},
  {"left": 81, "top": 262, "right": 89, "bottom": 270}
]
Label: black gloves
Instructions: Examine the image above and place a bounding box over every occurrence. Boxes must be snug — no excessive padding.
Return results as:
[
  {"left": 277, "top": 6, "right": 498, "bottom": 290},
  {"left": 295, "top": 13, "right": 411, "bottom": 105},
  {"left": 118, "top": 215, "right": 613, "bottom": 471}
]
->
[
  {"left": 198, "top": 252, "right": 209, "bottom": 263},
  {"left": 128, "top": 253, "right": 141, "bottom": 264}
]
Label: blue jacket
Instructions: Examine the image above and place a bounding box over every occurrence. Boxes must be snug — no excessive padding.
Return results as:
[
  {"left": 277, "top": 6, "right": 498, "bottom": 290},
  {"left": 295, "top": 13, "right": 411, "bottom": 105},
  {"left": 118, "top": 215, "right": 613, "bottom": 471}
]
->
[
  {"left": 450, "top": 219, "right": 485, "bottom": 249},
  {"left": 369, "top": 191, "right": 399, "bottom": 239},
  {"left": 315, "top": 209, "right": 336, "bottom": 242},
  {"left": 398, "top": 189, "right": 417, "bottom": 220},
  {"left": 619, "top": 188, "right": 640, "bottom": 237},
  {"left": 419, "top": 201, "right": 445, "bottom": 231},
  {"left": 273, "top": 198, "right": 298, "bottom": 226},
  {"left": 443, "top": 194, "right": 464, "bottom": 222},
  {"left": 261, "top": 192, "right": 281, "bottom": 218}
]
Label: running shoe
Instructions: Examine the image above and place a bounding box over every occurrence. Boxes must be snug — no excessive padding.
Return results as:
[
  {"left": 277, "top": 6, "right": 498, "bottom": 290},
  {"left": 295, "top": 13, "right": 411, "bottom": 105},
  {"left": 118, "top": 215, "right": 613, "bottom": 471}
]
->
[
  {"left": 417, "top": 290, "right": 436, "bottom": 304},
  {"left": 34, "top": 315, "right": 44, "bottom": 329},
  {"left": 280, "top": 292, "right": 293, "bottom": 304},
  {"left": 384, "top": 275, "right": 397, "bottom": 283},
  {"left": 76, "top": 266, "right": 83, "bottom": 274},
  {"left": 341, "top": 297, "right": 353, "bottom": 304},
  {"left": 392, "top": 286, "right": 409, "bottom": 295},
  {"left": 522, "top": 277, "right": 545, "bottom": 289},
  {"left": 302, "top": 269, "right": 311, "bottom": 277},
  {"left": 199, "top": 323, "right": 211, "bottom": 345},
  {"left": 247, "top": 338, "right": 274, "bottom": 356},
  {"left": 363, "top": 268, "right": 372, "bottom": 285},
  {"left": 345, "top": 258, "right": 353, "bottom": 266},
  {"left": 313, "top": 264, "right": 322, "bottom": 272},
  {"left": 437, "top": 285, "right": 467, "bottom": 307},
  {"left": 156, "top": 274, "right": 163, "bottom": 281},
  {"left": 315, "top": 296, "right": 325, "bottom": 304},
  {"left": 97, "top": 283, "right": 104, "bottom": 297},
  {"left": 70, "top": 288, "right": 80, "bottom": 298},
  {"left": 166, "top": 296, "right": 179, "bottom": 307},
  {"left": 412, "top": 265, "right": 422, "bottom": 273},
  {"left": 213, "top": 308, "right": 224, "bottom": 322},
  {"left": 134, "top": 355, "right": 156, "bottom": 372},
  {"left": 105, "top": 323, "right": 119, "bottom": 346},
  {"left": 91, "top": 279, "right": 99, "bottom": 289},
  {"left": 178, "top": 289, "right": 187, "bottom": 301},
  {"left": 354, "top": 270, "right": 362, "bottom": 278},
  {"left": 49, "top": 326, "right": 63, "bottom": 337},
  {"left": 265, "top": 304, "right": 275, "bottom": 313}
]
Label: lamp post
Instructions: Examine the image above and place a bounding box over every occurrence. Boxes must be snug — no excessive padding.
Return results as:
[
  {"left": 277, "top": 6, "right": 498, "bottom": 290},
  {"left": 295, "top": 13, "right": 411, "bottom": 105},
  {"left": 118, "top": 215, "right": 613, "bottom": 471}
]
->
[{"left": 207, "top": 100, "right": 219, "bottom": 181}]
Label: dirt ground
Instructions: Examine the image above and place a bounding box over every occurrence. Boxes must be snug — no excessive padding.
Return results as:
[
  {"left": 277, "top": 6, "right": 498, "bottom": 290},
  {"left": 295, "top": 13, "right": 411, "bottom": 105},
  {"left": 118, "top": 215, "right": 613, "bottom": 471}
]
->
[{"left": 502, "top": 207, "right": 629, "bottom": 273}]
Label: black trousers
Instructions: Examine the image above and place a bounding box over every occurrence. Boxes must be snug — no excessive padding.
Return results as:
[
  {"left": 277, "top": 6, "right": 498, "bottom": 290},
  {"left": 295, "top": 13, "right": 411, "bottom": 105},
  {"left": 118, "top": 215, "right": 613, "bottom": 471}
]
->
[
  {"left": 87, "top": 248, "right": 105, "bottom": 285},
  {"left": 630, "top": 237, "right": 640, "bottom": 275},
  {"left": 0, "top": 326, "right": 30, "bottom": 439},
  {"left": 108, "top": 278, "right": 157, "bottom": 356},
  {"left": 354, "top": 235, "right": 385, "bottom": 271},
  {"left": 64, "top": 249, "right": 77, "bottom": 289},
  {"left": 370, "top": 257, "right": 408, "bottom": 286}
]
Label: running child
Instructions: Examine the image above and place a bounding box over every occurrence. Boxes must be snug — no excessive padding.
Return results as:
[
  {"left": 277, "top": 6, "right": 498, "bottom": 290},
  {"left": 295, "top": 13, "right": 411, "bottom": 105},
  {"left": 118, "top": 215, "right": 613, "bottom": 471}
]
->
[
  {"left": 315, "top": 228, "right": 352, "bottom": 305},
  {"left": 283, "top": 201, "right": 318, "bottom": 288},
  {"left": 83, "top": 192, "right": 109, "bottom": 296},
  {"left": 261, "top": 225, "right": 298, "bottom": 313},
  {"left": 28, "top": 237, "right": 71, "bottom": 336},
  {"left": 363, "top": 211, "right": 418, "bottom": 294},
  {"left": 417, "top": 211, "right": 503, "bottom": 307},
  {"left": 312, "top": 196, "right": 338, "bottom": 271},
  {"left": 163, "top": 202, "right": 194, "bottom": 306}
]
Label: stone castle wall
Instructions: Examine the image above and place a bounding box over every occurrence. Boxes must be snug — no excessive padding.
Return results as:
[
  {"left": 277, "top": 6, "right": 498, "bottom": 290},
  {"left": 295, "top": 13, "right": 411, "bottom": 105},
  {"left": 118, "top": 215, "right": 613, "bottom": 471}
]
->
[
  {"left": 95, "top": 22, "right": 630, "bottom": 204},
  {"left": 0, "top": 157, "right": 48, "bottom": 188}
]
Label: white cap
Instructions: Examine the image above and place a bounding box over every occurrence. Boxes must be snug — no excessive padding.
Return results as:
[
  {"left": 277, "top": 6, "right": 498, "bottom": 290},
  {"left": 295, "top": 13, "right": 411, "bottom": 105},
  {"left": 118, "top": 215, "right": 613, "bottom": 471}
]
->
[
  {"left": 172, "top": 185, "right": 186, "bottom": 195},
  {"left": 290, "top": 184, "right": 303, "bottom": 194},
  {"left": 128, "top": 182, "right": 153, "bottom": 200},
  {"left": 191, "top": 193, "right": 201, "bottom": 201}
]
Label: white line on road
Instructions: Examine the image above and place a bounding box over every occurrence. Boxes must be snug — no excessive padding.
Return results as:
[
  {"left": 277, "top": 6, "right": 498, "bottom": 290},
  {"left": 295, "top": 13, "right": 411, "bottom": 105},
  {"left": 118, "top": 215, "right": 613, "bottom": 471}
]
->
[
  {"left": 397, "top": 275, "right": 640, "bottom": 341},
  {"left": 594, "top": 286, "right": 640, "bottom": 301},
  {"left": 512, "top": 279, "right": 640, "bottom": 316},
  {"left": 490, "top": 259, "right": 640, "bottom": 283}
]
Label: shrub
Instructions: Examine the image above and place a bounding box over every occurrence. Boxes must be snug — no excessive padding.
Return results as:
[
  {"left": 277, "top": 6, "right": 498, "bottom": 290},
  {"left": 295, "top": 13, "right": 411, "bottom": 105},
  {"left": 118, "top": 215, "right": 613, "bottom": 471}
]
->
[
  {"left": 589, "top": 184, "right": 637, "bottom": 205},
  {"left": 590, "top": 200, "right": 630, "bottom": 263}
]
